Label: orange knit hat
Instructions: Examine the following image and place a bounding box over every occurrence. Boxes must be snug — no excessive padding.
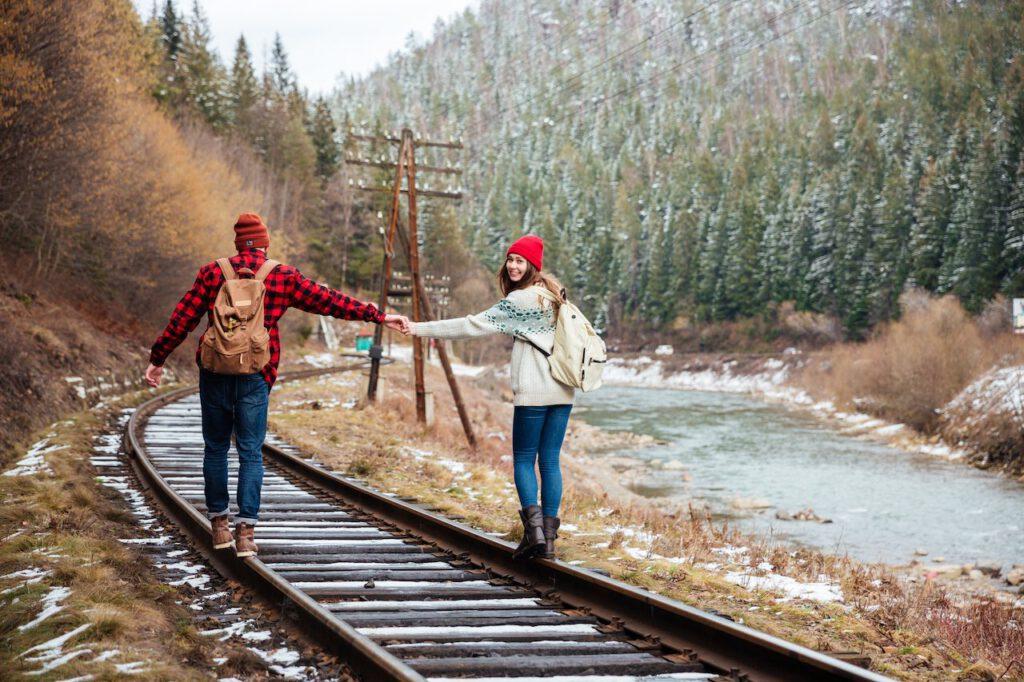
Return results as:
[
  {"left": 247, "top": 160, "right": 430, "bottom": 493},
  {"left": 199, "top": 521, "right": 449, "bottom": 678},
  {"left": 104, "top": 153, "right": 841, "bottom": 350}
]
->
[{"left": 234, "top": 213, "right": 270, "bottom": 250}]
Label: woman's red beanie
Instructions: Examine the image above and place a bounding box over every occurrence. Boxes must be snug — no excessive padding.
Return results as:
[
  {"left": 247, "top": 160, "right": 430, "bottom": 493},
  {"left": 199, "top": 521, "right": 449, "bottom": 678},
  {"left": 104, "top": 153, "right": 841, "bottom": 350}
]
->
[
  {"left": 507, "top": 234, "right": 543, "bottom": 270},
  {"left": 234, "top": 212, "right": 270, "bottom": 250}
]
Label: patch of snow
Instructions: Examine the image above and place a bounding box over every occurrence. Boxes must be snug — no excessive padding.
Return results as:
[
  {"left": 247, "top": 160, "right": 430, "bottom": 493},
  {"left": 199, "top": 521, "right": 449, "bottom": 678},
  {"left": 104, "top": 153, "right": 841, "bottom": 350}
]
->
[
  {"left": 114, "top": 661, "right": 148, "bottom": 674},
  {"left": 18, "top": 585, "right": 72, "bottom": 631},
  {"left": 246, "top": 646, "right": 310, "bottom": 678},
  {"left": 19, "top": 623, "right": 91, "bottom": 659},
  {"left": 4, "top": 439, "right": 67, "bottom": 477},
  {"left": 90, "top": 649, "right": 120, "bottom": 663},
  {"left": 23, "top": 647, "right": 92, "bottom": 675},
  {"left": 725, "top": 571, "right": 843, "bottom": 603},
  {"left": 301, "top": 352, "right": 337, "bottom": 368}
]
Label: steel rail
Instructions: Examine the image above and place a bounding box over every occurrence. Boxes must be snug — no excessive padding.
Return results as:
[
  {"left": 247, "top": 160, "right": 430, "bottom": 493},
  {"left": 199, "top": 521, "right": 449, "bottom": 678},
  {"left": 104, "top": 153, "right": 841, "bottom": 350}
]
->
[
  {"left": 124, "top": 359, "right": 424, "bottom": 682},
  {"left": 125, "top": 360, "right": 891, "bottom": 682}
]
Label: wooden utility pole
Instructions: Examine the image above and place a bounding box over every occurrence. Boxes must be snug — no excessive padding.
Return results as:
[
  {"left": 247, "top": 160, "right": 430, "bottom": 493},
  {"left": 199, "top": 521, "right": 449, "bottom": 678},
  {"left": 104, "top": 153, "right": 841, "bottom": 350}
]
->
[{"left": 346, "top": 128, "right": 477, "bottom": 448}]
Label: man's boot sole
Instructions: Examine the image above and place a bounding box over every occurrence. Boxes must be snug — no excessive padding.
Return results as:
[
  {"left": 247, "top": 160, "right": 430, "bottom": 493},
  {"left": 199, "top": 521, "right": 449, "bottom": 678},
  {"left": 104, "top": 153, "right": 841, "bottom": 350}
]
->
[
  {"left": 213, "top": 540, "right": 234, "bottom": 550},
  {"left": 235, "top": 550, "right": 256, "bottom": 557}
]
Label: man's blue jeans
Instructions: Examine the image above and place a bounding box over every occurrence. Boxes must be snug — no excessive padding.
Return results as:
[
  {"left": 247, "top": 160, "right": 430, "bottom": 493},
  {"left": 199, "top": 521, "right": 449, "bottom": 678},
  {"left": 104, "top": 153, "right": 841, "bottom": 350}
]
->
[
  {"left": 512, "top": 404, "right": 573, "bottom": 517},
  {"left": 199, "top": 369, "right": 269, "bottom": 525}
]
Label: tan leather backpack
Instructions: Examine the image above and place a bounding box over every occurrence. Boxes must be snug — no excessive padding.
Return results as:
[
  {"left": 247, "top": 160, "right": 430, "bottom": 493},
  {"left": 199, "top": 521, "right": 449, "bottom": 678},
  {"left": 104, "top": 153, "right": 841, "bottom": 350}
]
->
[{"left": 199, "top": 257, "right": 278, "bottom": 375}]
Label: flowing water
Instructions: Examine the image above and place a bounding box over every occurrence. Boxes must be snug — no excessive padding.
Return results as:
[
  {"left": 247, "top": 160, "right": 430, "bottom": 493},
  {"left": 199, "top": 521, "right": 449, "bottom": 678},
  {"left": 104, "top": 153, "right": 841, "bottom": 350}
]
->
[{"left": 574, "top": 385, "right": 1024, "bottom": 567}]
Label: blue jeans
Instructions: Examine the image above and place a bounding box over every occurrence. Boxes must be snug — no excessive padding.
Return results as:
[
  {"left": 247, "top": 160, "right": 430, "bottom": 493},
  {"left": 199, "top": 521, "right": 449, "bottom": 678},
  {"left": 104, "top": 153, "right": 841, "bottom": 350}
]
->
[
  {"left": 512, "top": 404, "right": 572, "bottom": 517},
  {"left": 199, "top": 369, "right": 269, "bottom": 525}
]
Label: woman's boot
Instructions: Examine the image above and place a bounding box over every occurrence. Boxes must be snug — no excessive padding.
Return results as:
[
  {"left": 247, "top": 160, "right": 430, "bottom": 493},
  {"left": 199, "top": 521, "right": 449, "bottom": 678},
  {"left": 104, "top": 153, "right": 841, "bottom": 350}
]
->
[
  {"left": 512, "top": 505, "right": 546, "bottom": 559},
  {"left": 541, "top": 516, "right": 560, "bottom": 559}
]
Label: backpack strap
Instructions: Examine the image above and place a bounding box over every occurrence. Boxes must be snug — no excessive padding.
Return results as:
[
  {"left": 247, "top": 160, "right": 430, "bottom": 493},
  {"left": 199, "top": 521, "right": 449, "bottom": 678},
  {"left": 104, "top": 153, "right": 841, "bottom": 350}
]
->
[
  {"left": 516, "top": 334, "right": 552, "bottom": 357},
  {"left": 216, "top": 258, "right": 237, "bottom": 280},
  {"left": 531, "top": 285, "right": 566, "bottom": 304},
  {"left": 254, "top": 259, "right": 279, "bottom": 282}
]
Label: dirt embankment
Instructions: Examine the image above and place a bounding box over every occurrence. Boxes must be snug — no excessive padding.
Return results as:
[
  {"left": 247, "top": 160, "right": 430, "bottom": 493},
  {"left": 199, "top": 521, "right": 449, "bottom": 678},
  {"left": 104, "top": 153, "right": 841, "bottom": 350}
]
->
[{"left": 0, "top": 286, "right": 161, "bottom": 460}]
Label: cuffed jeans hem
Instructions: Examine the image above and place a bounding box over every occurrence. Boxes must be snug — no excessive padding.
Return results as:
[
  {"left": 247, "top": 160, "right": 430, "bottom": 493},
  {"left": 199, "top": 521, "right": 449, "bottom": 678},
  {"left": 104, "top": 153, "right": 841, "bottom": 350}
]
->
[
  {"left": 208, "top": 509, "right": 230, "bottom": 519},
  {"left": 235, "top": 517, "right": 258, "bottom": 525}
]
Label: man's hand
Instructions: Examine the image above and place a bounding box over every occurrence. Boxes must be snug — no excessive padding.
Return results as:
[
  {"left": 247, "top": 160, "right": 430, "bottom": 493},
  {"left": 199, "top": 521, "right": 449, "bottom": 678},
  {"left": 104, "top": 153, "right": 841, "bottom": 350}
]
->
[
  {"left": 383, "top": 314, "right": 411, "bottom": 335},
  {"left": 144, "top": 363, "right": 164, "bottom": 388}
]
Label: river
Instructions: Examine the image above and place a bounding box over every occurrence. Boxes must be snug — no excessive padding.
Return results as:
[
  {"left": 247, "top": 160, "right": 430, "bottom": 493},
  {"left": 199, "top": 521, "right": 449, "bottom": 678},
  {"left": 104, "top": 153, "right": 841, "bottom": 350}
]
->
[{"left": 574, "top": 384, "right": 1024, "bottom": 567}]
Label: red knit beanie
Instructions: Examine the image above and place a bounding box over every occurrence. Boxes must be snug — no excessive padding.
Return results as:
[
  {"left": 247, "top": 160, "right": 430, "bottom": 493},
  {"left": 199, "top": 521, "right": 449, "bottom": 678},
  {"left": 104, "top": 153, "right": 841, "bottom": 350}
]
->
[
  {"left": 507, "top": 234, "right": 543, "bottom": 270},
  {"left": 234, "top": 212, "right": 270, "bottom": 250}
]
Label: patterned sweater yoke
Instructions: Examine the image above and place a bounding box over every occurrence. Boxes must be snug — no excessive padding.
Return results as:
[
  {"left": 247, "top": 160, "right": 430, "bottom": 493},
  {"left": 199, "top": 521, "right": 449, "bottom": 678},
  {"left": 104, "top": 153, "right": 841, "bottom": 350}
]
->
[{"left": 410, "top": 286, "right": 575, "bottom": 406}]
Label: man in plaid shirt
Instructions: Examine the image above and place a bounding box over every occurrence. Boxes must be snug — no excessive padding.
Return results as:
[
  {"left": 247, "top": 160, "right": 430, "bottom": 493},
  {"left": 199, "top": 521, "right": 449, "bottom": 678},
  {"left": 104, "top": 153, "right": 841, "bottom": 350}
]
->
[{"left": 144, "top": 213, "right": 409, "bottom": 557}]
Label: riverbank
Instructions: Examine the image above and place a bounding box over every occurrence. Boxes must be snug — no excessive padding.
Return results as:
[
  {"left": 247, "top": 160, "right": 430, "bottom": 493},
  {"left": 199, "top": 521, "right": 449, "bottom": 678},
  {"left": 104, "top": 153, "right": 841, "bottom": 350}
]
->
[
  {"left": 268, "top": 338, "right": 1024, "bottom": 680},
  {"left": 610, "top": 295, "right": 1024, "bottom": 478}
]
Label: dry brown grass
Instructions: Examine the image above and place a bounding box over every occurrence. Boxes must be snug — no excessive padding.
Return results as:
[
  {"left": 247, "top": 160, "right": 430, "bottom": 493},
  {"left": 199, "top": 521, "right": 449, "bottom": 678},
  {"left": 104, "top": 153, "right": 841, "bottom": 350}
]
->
[
  {"left": 797, "top": 292, "right": 1023, "bottom": 433},
  {"left": 0, "top": 390, "right": 262, "bottom": 680}
]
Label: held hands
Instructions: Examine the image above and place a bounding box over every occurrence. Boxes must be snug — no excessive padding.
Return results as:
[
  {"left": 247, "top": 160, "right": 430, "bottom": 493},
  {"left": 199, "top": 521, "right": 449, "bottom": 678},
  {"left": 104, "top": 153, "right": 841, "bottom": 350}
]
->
[
  {"left": 383, "top": 314, "right": 412, "bottom": 335},
  {"left": 144, "top": 363, "right": 163, "bottom": 388}
]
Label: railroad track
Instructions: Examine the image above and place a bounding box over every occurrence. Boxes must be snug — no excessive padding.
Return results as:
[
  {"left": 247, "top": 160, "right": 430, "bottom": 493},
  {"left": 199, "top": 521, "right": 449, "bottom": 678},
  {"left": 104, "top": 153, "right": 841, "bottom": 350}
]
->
[{"left": 124, "top": 361, "right": 890, "bottom": 682}]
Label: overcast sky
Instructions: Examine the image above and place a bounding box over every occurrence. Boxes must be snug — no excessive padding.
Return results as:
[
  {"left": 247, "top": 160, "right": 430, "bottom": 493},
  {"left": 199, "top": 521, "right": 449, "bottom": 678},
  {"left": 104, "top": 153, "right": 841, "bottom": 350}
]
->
[{"left": 134, "top": 1, "right": 480, "bottom": 95}]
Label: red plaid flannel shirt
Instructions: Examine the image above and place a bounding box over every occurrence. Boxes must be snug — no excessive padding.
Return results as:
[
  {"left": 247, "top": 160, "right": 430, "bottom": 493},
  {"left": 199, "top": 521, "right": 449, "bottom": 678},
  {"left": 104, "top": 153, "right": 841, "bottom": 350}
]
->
[{"left": 149, "top": 248, "right": 384, "bottom": 388}]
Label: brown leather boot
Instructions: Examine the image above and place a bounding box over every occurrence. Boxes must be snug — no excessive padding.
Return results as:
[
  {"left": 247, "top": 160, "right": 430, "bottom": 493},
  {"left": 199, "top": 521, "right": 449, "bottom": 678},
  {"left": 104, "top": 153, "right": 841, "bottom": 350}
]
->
[
  {"left": 512, "top": 505, "right": 545, "bottom": 560},
  {"left": 211, "top": 515, "right": 233, "bottom": 550},
  {"left": 540, "top": 516, "right": 560, "bottom": 559},
  {"left": 234, "top": 522, "right": 258, "bottom": 558}
]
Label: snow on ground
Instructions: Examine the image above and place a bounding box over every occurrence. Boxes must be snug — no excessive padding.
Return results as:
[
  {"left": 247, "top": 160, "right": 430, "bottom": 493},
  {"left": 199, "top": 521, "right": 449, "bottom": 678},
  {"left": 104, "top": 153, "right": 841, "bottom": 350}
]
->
[
  {"left": 724, "top": 570, "right": 844, "bottom": 603},
  {"left": 946, "top": 364, "right": 1024, "bottom": 416},
  {"left": 602, "top": 356, "right": 792, "bottom": 397},
  {"left": 401, "top": 445, "right": 474, "bottom": 481},
  {"left": 3, "top": 438, "right": 67, "bottom": 477},
  {"left": 17, "top": 585, "right": 72, "bottom": 631},
  {"left": 300, "top": 352, "right": 337, "bottom": 368}
]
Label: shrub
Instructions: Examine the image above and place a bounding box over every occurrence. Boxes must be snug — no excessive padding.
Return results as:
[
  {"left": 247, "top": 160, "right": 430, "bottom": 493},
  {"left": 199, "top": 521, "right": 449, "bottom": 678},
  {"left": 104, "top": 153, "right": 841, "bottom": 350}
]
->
[{"left": 798, "top": 292, "right": 1020, "bottom": 433}]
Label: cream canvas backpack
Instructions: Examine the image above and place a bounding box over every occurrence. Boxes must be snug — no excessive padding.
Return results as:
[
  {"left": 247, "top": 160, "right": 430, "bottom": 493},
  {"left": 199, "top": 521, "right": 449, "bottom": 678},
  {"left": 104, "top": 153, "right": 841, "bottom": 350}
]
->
[
  {"left": 532, "top": 287, "right": 607, "bottom": 392},
  {"left": 199, "top": 257, "right": 278, "bottom": 375}
]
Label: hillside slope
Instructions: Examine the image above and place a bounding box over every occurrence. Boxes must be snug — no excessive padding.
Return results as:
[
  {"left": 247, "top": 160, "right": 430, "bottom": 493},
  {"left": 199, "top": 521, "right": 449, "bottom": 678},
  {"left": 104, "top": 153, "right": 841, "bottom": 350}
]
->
[{"left": 336, "top": 0, "right": 1024, "bottom": 339}]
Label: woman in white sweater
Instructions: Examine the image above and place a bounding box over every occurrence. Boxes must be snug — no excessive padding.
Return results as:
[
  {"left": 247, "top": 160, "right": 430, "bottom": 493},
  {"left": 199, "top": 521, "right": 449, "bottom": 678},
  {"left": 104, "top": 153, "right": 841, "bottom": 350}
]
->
[{"left": 409, "top": 235, "right": 574, "bottom": 559}]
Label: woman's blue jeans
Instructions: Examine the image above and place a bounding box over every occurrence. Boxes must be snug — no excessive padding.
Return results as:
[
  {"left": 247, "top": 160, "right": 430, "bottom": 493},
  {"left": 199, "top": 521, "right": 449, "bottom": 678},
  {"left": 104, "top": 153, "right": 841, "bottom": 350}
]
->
[
  {"left": 199, "top": 369, "right": 269, "bottom": 525},
  {"left": 512, "top": 404, "right": 572, "bottom": 517}
]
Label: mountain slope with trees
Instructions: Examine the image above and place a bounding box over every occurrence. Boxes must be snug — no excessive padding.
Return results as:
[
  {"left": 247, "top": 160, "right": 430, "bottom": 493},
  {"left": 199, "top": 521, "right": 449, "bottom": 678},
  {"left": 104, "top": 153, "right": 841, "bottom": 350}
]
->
[{"left": 334, "top": 0, "right": 1024, "bottom": 340}]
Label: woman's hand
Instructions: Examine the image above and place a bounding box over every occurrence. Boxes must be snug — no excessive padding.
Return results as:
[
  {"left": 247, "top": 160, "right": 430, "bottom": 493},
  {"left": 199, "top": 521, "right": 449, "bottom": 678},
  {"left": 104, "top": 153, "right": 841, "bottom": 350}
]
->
[{"left": 383, "top": 314, "right": 411, "bottom": 335}]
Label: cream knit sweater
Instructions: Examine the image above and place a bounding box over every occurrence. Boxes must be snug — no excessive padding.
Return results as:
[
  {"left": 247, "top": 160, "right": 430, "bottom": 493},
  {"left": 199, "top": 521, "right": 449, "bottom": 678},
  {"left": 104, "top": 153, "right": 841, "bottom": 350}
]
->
[{"left": 409, "top": 285, "right": 576, "bottom": 406}]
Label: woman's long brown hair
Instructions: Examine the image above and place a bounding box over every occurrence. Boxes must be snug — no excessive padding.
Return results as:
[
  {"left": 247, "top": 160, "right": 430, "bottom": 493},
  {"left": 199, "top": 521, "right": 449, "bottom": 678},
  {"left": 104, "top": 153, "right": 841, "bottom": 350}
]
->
[{"left": 497, "top": 257, "right": 567, "bottom": 316}]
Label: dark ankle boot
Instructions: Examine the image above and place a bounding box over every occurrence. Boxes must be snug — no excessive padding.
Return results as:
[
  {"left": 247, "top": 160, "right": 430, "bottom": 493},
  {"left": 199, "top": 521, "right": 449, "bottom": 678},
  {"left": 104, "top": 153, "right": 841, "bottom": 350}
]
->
[
  {"left": 541, "top": 516, "right": 560, "bottom": 559},
  {"left": 512, "top": 505, "right": 545, "bottom": 560}
]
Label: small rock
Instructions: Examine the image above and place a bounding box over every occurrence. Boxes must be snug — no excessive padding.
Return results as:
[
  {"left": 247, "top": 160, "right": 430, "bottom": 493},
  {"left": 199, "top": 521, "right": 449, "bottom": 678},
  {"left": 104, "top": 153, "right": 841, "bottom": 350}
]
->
[
  {"left": 774, "top": 510, "right": 793, "bottom": 521},
  {"left": 933, "top": 556, "right": 945, "bottom": 562},
  {"left": 914, "top": 549, "right": 928, "bottom": 557},
  {"left": 662, "top": 460, "right": 686, "bottom": 471},
  {"left": 968, "top": 569, "right": 984, "bottom": 581},
  {"left": 975, "top": 562, "right": 1001, "bottom": 578},
  {"left": 1006, "top": 567, "right": 1024, "bottom": 586}
]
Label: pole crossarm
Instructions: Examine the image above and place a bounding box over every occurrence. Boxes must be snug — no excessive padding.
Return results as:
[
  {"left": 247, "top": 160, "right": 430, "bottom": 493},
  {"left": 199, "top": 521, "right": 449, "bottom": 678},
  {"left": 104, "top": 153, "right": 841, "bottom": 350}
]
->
[
  {"left": 348, "top": 132, "right": 464, "bottom": 149},
  {"left": 344, "top": 158, "right": 462, "bottom": 175},
  {"left": 355, "top": 186, "right": 462, "bottom": 200}
]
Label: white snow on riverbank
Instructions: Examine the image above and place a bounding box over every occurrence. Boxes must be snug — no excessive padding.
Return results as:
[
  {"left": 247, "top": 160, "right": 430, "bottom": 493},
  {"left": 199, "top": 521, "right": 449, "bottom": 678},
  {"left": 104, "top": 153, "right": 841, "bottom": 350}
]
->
[{"left": 602, "top": 356, "right": 792, "bottom": 396}]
